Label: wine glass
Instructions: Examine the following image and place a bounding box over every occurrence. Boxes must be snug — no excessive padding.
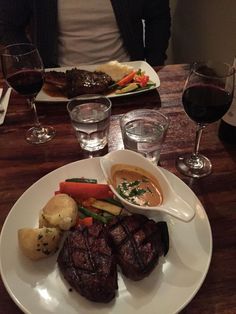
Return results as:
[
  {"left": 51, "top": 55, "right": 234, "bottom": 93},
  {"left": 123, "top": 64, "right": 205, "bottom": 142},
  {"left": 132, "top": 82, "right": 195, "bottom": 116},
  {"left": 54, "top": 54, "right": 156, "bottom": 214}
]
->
[
  {"left": 176, "top": 61, "right": 235, "bottom": 178},
  {"left": 1, "top": 43, "right": 56, "bottom": 144}
]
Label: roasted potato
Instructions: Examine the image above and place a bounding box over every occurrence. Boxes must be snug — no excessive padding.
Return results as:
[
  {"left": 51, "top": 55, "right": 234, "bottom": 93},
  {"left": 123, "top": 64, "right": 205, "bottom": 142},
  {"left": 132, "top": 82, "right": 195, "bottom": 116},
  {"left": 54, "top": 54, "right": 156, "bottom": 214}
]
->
[
  {"left": 41, "top": 193, "right": 78, "bottom": 230},
  {"left": 18, "top": 227, "right": 61, "bottom": 261}
]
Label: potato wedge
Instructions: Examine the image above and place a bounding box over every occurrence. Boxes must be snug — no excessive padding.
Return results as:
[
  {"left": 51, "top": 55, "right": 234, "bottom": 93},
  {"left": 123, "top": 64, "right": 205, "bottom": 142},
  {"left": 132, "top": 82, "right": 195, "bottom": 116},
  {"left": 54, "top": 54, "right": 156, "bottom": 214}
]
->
[
  {"left": 42, "top": 193, "right": 78, "bottom": 230},
  {"left": 18, "top": 227, "right": 61, "bottom": 261}
]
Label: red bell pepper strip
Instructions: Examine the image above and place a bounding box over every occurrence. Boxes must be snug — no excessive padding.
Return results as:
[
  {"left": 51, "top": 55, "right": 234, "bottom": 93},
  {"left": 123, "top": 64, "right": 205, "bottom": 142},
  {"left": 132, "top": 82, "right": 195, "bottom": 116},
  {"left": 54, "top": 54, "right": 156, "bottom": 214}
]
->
[
  {"left": 76, "top": 216, "right": 93, "bottom": 227},
  {"left": 134, "top": 74, "right": 150, "bottom": 87}
]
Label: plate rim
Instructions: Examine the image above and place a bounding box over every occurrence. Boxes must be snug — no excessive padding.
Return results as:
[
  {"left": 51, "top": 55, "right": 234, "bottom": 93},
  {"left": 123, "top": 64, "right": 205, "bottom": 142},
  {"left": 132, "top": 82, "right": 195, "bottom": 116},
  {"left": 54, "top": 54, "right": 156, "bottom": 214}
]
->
[
  {"left": 36, "top": 60, "right": 160, "bottom": 102},
  {"left": 0, "top": 158, "right": 213, "bottom": 314}
]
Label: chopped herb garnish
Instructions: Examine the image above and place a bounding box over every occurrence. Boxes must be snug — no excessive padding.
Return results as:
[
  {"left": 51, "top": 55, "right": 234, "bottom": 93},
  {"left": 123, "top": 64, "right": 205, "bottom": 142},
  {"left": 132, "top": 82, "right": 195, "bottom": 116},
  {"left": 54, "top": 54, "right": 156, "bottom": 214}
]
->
[
  {"left": 38, "top": 234, "right": 43, "bottom": 240},
  {"left": 129, "top": 188, "right": 146, "bottom": 197},
  {"left": 117, "top": 186, "right": 128, "bottom": 199},
  {"left": 128, "top": 180, "right": 140, "bottom": 187}
]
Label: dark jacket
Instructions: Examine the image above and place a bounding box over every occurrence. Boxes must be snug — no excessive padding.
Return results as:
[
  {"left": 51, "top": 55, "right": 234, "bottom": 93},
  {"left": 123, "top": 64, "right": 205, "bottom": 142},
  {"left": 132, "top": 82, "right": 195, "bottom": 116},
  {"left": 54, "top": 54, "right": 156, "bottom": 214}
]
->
[{"left": 0, "top": 0, "right": 171, "bottom": 68}]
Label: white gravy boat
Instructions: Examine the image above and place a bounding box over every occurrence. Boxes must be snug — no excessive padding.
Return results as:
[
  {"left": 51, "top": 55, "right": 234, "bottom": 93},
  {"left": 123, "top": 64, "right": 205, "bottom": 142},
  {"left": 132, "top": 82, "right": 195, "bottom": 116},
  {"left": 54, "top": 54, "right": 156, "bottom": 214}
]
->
[{"left": 100, "top": 150, "right": 195, "bottom": 222}]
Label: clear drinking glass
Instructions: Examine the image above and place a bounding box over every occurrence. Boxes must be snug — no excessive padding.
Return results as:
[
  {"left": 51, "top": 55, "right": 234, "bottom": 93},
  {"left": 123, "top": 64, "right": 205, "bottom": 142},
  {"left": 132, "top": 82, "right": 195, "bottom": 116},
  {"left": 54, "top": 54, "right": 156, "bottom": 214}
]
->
[
  {"left": 1, "top": 43, "right": 56, "bottom": 144},
  {"left": 67, "top": 94, "right": 111, "bottom": 152},
  {"left": 176, "top": 61, "right": 235, "bottom": 178},
  {"left": 120, "top": 109, "right": 169, "bottom": 164}
]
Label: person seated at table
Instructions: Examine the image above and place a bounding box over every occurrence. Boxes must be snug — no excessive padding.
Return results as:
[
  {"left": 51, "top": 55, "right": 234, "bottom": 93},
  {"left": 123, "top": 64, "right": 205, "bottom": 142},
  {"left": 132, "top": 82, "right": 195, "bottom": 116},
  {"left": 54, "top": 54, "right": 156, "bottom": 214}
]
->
[{"left": 0, "top": 0, "right": 171, "bottom": 68}]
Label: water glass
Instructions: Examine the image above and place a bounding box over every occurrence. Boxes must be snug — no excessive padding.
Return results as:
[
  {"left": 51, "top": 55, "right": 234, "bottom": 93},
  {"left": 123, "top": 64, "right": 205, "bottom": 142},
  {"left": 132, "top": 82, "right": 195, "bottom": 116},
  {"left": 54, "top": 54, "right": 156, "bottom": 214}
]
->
[
  {"left": 67, "top": 94, "right": 111, "bottom": 152},
  {"left": 120, "top": 109, "right": 169, "bottom": 164}
]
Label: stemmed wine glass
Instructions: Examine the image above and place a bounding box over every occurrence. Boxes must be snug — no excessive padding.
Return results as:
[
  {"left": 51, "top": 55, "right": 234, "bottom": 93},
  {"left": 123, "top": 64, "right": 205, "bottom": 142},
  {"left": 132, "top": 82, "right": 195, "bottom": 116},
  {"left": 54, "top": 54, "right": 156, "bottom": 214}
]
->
[
  {"left": 1, "top": 43, "right": 56, "bottom": 144},
  {"left": 176, "top": 61, "right": 235, "bottom": 178}
]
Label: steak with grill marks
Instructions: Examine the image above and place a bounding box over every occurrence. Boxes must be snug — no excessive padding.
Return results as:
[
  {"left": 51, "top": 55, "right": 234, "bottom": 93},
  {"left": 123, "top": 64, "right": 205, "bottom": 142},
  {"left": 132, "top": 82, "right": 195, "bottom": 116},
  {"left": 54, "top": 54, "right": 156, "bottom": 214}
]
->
[
  {"left": 107, "top": 214, "right": 169, "bottom": 281},
  {"left": 57, "top": 222, "right": 118, "bottom": 303},
  {"left": 44, "top": 68, "right": 114, "bottom": 98}
]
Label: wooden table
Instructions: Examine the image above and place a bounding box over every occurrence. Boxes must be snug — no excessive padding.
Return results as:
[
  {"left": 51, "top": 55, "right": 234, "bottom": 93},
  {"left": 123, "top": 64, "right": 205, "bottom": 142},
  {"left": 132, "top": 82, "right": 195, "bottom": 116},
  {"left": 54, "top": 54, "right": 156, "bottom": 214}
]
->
[{"left": 0, "top": 64, "right": 235, "bottom": 314}]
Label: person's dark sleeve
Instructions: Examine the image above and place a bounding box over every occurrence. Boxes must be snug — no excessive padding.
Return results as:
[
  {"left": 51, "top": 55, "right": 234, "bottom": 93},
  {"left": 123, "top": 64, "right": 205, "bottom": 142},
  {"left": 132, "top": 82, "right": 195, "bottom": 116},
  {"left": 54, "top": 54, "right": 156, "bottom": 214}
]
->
[
  {"left": 143, "top": 0, "right": 171, "bottom": 66},
  {"left": 0, "top": 0, "right": 31, "bottom": 45}
]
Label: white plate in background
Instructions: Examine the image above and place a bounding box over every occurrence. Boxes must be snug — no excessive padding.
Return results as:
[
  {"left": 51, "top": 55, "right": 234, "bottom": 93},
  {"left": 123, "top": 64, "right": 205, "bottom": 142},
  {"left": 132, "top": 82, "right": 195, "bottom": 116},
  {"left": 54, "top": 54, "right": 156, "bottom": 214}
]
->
[{"left": 36, "top": 61, "right": 160, "bottom": 102}]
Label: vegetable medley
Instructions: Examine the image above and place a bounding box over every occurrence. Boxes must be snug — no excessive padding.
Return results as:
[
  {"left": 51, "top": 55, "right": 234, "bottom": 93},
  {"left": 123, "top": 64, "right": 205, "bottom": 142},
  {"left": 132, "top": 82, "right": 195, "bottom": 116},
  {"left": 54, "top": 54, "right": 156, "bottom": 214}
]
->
[
  {"left": 110, "top": 69, "right": 156, "bottom": 94},
  {"left": 59, "top": 177, "right": 123, "bottom": 226},
  {"left": 18, "top": 177, "right": 124, "bottom": 261}
]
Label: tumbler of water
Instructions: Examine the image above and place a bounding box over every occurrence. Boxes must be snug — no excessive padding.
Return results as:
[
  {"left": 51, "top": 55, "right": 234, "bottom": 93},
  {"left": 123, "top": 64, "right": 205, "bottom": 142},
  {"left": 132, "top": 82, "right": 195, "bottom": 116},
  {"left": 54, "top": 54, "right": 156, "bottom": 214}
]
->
[
  {"left": 120, "top": 109, "right": 169, "bottom": 164},
  {"left": 67, "top": 94, "right": 111, "bottom": 152}
]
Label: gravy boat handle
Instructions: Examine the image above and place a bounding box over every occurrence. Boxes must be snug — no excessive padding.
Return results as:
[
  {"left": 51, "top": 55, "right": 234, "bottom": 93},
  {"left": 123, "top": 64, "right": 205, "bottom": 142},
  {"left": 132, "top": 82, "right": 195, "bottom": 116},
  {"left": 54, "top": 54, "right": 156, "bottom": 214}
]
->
[{"left": 158, "top": 193, "right": 195, "bottom": 222}]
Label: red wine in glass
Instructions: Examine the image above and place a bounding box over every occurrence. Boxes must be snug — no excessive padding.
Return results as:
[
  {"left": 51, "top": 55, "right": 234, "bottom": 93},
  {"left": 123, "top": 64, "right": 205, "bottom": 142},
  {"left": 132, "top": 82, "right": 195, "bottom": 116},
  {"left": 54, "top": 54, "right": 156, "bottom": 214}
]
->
[
  {"left": 7, "top": 69, "right": 44, "bottom": 97},
  {"left": 176, "top": 61, "right": 235, "bottom": 178},
  {"left": 182, "top": 84, "right": 233, "bottom": 123},
  {"left": 1, "top": 43, "right": 55, "bottom": 144}
]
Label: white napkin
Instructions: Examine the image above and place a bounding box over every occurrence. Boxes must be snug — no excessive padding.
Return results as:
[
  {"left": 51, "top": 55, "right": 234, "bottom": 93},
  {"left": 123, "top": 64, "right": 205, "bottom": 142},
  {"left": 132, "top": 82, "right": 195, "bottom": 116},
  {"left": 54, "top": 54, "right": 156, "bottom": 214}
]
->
[{"left": 0, "top": 88, "right": 12, "bottom": 125}]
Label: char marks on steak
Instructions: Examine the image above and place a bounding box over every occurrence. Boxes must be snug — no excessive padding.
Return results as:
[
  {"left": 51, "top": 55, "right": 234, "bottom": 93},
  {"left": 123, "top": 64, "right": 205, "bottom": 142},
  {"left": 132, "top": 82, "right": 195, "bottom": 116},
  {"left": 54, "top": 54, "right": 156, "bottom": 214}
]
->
[
  {"left": 107, "top": 214, "right": 169, "bottom": 281},
  {"left": 44, "top": 68, "right": 113, "bottom": 98},
  {"left": 66, "top": 69, "right": 113, "bottom": 98},
  {"left": 57, "top": 222, "right": 118, "bottom": 303}
]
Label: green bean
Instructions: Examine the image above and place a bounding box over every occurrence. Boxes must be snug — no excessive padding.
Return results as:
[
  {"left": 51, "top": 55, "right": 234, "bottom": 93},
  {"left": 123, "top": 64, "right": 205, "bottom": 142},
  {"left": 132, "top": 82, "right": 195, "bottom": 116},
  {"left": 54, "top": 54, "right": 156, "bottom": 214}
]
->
[
  {"left": 65, "top": 178, "right": 97, "bottom": 184},
  {"left": 78, "top": 206, "right": 108, "bottom": 224}
]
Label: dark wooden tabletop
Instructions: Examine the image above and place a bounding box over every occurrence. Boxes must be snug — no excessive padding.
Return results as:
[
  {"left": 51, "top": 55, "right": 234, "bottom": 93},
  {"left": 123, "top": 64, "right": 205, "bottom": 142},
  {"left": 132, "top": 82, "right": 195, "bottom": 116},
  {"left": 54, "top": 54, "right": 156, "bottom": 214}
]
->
[{"left": 0, "top": 64, "right": 235, "bottom": 314}]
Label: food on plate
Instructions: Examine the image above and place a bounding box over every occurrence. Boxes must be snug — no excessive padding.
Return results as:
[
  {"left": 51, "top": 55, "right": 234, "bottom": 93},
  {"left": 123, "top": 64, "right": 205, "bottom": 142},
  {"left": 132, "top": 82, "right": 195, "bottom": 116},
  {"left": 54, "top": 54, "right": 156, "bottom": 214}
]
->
[
  {"left": 57, "top": 221, "right": 118, "bottom": 303},
  {"left": 41, "top": 193, "right": 78, "bottom": 230},
  {"left": 111, "top": 164, "right": 163, "bottom": 206},
  {"left": 18, "top": 227, "right": 62, "bottom": 260},
  {"left": 43, "top": 61, "right": 156, "bottom": 98},
  {"left": 91, "top": 199, "right": 122, "bottom": 215},
  {"left": 58, "top": 181, "right": 113, "bottom": 200},
  {"left": 107, "top": 214, "right": 169, "bottom": 281},
  {"left": 17, "top": 176, "right": 169, "bottom": 303},
  {"left": 95, "top": 60, "right": 134, "bottom": 81},
  {"left": 57, "top": 213, "right": 169, "bottom": 302},
  {"left": 116, "top": 82, "right": 139, "bottom": 94},
  {"left": 44, "top": 68, "right": 113, "bottom": 98}
]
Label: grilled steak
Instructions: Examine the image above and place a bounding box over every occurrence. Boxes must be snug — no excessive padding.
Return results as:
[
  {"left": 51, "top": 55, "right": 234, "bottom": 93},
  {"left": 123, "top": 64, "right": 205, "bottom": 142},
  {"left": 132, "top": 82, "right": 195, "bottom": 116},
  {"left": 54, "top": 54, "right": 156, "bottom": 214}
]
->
[
  {"left": 107, "top": 214, "right": 169, "bottom": 281},
  {"left": 44, "top": 68, "right": 113, "bottom": 98},
  {"left": 66, "top": 68, "right": 113, "bottom": 98},
  {"left": 44, "top": 70, "right": 67, "bottom": 89},
  {"left": 57, "top": 222, "right": 118, "bottom": 303}
]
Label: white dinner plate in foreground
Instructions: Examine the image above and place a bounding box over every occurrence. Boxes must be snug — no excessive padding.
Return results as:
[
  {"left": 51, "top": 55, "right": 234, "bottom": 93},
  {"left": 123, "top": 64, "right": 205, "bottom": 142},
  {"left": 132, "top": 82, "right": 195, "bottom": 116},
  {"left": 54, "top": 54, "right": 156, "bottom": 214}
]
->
[
  {"left": 36, "top": 60, "right": 160, "bottom": 102},
  {"left": 0, "top": 158, "right": 212, "bottom": 314}
]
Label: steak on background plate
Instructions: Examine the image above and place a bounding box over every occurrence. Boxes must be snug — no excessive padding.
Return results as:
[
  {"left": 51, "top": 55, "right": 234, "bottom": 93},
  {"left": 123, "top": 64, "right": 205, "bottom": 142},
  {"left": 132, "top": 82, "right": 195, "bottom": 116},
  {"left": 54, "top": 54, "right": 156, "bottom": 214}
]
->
[
  {"left": 107, "top": 214, "right": 169, "bottom": 281},
  {"left": 44, "top": 68, "right": 114, "bottom": 98},
  {"left": 57, "top": 221, "right": 118, "bottom": 303}
]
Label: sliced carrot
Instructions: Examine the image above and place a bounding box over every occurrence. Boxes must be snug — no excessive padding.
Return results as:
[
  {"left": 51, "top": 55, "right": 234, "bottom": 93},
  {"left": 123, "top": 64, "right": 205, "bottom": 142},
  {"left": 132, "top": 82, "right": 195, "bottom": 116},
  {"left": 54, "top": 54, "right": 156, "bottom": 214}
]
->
[
  {"left": 76, "top": 216, "right": 93, "bottom": 227},
  {"left": 117, "top": 70, "right": 136, "bottom": 86},
  {"left": 59, "top": 181, "right": 113, "bottom": 200}
]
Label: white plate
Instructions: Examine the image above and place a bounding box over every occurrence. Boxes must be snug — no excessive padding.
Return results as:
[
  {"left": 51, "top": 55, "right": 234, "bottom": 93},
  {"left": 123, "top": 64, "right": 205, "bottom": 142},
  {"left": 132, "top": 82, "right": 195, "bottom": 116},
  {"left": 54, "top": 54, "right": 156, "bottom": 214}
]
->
[
  {"left": 0, "top": 158, "right": 212, "bottom": 314},
  {"left": 36, "top": 61, "right": 160, "bottom": 102}
]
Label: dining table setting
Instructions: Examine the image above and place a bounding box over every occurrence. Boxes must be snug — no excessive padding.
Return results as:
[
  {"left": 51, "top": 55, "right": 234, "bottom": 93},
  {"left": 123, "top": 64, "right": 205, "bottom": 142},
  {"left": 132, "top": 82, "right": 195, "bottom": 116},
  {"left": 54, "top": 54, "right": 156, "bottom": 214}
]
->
[{"left": 0, "top": 60, "right": 236, "bottom": 314}]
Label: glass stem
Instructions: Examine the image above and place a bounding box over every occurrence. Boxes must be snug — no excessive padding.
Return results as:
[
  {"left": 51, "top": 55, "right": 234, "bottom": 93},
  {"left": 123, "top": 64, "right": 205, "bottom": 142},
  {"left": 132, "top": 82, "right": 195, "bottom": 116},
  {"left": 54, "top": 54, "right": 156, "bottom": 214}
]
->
[
  {"left": 193, "top": 123, "right": 205, "bottom": 157},
  {"left": 29, "top": 97, "right": 41, "bottom": 129}
]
